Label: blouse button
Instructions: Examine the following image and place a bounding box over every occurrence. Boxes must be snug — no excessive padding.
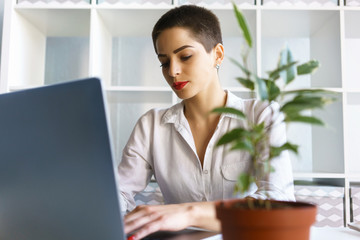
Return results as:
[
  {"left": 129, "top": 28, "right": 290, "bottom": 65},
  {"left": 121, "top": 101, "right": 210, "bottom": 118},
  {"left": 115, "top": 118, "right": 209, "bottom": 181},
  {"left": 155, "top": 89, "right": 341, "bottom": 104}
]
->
[{"left": 204, "top": 170, "right": 209, "bottom": 174}]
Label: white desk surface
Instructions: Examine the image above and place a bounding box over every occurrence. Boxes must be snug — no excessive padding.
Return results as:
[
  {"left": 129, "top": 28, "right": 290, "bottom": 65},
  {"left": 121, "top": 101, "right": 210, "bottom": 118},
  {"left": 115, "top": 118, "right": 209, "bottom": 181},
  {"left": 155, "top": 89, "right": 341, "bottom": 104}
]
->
[
  {"left": 203, "top": 227, "right": 360, "bottom": 240},
  {"left": 310, "top": 227, "right": 360, "bottom": 240}
]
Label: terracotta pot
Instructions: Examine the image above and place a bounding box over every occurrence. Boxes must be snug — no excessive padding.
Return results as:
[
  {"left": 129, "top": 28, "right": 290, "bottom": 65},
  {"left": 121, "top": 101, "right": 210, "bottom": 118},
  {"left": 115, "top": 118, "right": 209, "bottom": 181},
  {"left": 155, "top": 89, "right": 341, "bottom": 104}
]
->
[{"left": 216, "top": 199, "right": 317, "bottom": 240}]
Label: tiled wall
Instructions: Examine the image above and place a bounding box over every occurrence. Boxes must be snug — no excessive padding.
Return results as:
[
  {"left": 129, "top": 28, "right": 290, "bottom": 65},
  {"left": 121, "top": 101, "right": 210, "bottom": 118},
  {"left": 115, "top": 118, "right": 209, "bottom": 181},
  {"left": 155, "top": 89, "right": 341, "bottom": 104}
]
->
[
  {"left": 134, "top": 181, "right": 164, "bottom": 206},
  {"left": 295, "top": 185, "right": 345, "bottom": 227}
]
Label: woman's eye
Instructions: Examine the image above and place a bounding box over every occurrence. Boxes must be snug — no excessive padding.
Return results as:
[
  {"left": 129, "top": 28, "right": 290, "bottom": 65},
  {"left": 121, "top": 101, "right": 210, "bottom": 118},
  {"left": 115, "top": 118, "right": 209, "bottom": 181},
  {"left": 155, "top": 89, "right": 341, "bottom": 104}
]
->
[
  {"left": 160, "top": 62, "right": 169, "bottom": 68},
  {"left": 181, "top": 55, "right": 192, "bottom": 61}
]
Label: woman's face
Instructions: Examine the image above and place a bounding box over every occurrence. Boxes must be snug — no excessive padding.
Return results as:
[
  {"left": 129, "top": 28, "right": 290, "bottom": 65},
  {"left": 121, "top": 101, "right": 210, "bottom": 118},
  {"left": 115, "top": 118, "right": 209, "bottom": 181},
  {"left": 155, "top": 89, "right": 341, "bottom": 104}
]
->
[{"left": 155, "top": 27, "right": 219, "bottom": 100}]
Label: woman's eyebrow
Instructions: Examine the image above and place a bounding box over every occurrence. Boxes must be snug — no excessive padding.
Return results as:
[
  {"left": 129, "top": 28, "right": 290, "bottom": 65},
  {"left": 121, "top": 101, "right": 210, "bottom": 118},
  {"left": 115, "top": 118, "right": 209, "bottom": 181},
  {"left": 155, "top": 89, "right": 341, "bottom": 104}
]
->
[
  {"left": 173, "top": 45, "right": 194, "bottom": 54},
  {"left": 158, "top": 45, "right": 194, "bottom": 58}
]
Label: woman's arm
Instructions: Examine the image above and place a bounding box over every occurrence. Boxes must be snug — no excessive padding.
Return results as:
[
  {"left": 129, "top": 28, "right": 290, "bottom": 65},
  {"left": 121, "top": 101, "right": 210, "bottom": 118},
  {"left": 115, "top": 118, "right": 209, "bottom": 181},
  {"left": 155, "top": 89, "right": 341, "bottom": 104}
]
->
[
  {"left": 124, "top": 201, "right": 220, "bottom": 240},
  {"left": 118, "top": 111, "right": 156, "bottom": 211}
]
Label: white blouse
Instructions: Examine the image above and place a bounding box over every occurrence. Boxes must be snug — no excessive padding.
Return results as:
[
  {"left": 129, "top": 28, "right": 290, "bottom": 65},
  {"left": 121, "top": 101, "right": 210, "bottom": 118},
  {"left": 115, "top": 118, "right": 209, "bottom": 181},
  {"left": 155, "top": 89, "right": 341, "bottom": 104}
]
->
[{"left": 117, "top": 91, "right": 295, "bottom": 211}]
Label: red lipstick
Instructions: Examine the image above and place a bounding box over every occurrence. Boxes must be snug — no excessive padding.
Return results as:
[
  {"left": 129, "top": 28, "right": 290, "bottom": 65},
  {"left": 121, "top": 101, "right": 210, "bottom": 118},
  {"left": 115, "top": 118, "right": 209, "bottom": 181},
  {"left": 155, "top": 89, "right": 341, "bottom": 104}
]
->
[{"left": 173, "top": 81, "right": 189, "bottom": 90}]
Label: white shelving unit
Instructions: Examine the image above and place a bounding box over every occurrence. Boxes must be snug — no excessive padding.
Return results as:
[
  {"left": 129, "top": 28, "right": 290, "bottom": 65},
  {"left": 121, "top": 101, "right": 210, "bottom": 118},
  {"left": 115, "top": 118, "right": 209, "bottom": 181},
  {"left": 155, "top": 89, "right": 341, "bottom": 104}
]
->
[{"left": 1, "top": 0, "right": 359, "bottom": 225}]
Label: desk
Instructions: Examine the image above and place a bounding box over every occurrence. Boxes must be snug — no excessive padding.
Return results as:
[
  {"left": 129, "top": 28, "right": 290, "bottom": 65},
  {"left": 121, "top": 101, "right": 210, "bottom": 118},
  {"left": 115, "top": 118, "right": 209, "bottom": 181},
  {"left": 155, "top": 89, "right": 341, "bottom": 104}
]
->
[
  {"left": 200, "top": 227, "right": 360, "bottom": 240},
  {"left": 310, "top": 227, "right": 360, "bottom": 240}
]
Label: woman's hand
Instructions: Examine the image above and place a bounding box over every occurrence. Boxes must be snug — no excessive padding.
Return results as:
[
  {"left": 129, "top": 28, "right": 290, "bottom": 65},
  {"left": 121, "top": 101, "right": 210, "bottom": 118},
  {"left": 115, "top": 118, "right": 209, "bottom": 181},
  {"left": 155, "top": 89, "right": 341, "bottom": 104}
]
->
[{"left": 124, "top": 202, "right": 220, "bottom": 240}]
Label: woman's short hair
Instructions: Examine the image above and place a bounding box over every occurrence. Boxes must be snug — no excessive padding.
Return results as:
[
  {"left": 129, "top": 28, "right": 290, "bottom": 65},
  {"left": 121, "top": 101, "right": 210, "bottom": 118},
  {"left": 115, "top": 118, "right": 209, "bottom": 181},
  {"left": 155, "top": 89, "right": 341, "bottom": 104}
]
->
[{"left": 152, "top": 5, "right": 223, "bottom": 54}]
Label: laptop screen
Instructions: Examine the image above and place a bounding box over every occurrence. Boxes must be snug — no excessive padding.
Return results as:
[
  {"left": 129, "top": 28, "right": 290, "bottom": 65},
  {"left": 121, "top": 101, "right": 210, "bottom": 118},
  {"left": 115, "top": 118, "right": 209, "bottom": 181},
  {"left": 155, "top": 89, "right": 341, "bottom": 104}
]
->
[{"left": 0, "top": 78, "right": 126, "bottom": 240}]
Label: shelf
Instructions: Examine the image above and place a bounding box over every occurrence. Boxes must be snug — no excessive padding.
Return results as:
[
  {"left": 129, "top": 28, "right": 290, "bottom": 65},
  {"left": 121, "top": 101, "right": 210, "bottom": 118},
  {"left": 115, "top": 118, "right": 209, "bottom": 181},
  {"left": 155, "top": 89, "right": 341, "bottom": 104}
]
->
[
  {"left": 348, "top": 177, "right": 360, "bottom": 183},
  {"left": 289, "top": 92, "right": 344, "bottom": 174},
  {"left": 109, "top": 36, "right": 166, "bottom": 87},
  {"left": 344, "top": 93, "right": 360, "bottom": 175},
  {"left": 261, "top": 9, "right": 341, "bottom": 88},
  {"left": 106, "top": 89, "right": 172, "bottom": 103},
  {"left": 178, "top": 0, "right": 255, "bottom": 8},
  {"left": 15, "top": 8, "right": 90, "bottom": 36},
  {"left": 313, "top": 94, "right": 344, "bottom": 172},
  {"left": 97, "top": 0, "right": 173, "bottom": 8},
  {"left": 260, "top": 6, "right": 341, "bottom": 10},
  {"left": 218, "top": 36, "right": 258, "bottom": 87},
  {"left": 15, "top": 4, "right": 91, "bottom": 10},
  {"left": 94, "top": 7, "right": 257, "bottom": 87},
  {"left": 106, "top": 90, "right": 173, "bottom": 163},
  {"left": 96, "top": 0, "right": 256, "bottom": 8},
  {"left": 96, "top": 9, "right": 168, "bottom": 37},
  {"left": 45, "top": 37, "right": 90, "bottom": 85},
  {"left": 214, "top": 9, "right": 257, "bottom": 36},
  {"left": 105, "top": 86, "right": 172, "bottom": 92},
  {"left": 8, "top": 85, "right": 41, "bottom": 92},
  {"left": 345, "top": 89, "right": 360, "bottom": 93},
  {"left": 261, "top": 9, "right": 339, "bottom": 37},
  {"left": 294, "top": 173, "right": 346, "bottom": 188},
  {"left": 343, "top": 6, "right": 360, "bottom": 9},
  {"left": 294, "top": 172, "right": 345, "bottom": 179},
  {"left": 96, "top": 8, "right": 256, "bottom": 37},
  {"left": 343, "top": 10, "right": 360, "bottom": 89}
]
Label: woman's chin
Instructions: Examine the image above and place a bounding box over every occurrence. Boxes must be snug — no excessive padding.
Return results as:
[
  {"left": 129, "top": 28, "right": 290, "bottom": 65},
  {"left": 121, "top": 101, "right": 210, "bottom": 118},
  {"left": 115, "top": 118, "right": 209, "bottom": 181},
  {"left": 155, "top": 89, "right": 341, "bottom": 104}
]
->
[{"left": 175, "top": 92, "right": 196, "bottom": 101}]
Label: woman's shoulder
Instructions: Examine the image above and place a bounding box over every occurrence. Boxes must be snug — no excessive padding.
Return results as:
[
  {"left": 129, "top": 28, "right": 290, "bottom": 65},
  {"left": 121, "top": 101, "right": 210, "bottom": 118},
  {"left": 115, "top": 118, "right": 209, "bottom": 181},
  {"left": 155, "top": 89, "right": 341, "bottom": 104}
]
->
[
  {"left": 137, "top": 102, "right": 183, "bottom": 125},
  {"left": 226, "top": 90, "right": 259, "bottom": 110}
]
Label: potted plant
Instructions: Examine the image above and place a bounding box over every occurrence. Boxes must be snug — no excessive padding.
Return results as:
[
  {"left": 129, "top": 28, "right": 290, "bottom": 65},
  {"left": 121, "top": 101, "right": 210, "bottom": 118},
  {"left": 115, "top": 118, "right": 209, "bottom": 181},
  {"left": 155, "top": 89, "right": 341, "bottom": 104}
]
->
[{"left": 213, "top": 3, "right": 335, "bottom": 240}]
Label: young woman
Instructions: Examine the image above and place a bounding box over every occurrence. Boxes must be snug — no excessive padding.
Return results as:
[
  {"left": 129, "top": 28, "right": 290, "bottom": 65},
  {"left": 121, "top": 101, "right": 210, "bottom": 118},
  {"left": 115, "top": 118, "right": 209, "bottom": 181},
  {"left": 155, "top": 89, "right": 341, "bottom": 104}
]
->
[{"left": 118, "top": 5, "right": 295, "bottom": 239}]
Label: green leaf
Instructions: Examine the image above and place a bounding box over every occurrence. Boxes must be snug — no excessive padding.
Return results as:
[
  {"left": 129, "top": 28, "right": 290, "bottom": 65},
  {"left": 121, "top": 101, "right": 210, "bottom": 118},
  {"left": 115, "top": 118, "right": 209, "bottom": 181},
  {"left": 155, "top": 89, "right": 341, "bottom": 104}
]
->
[
  {"left": 229, "top": 57, "right": 251, "bottom": 76},
  {"left": 281, "top": 88, "right": 332, "bottom": 96},
  {"left": 285, "top": 115, "right": 324, "bottom": 125},
  {"left": 297, "top": 60, "right": 320, "bottom": 75},
  {"left": 279, "top": 47, "right": 296, "bottom": 85},
  {"left": 270, "top": 142, "right": 299, "bottom": 158},
  {"left": 268, "top": 61, "right": 298, "bottom": 81},
  {"left": 231, "top": 139, "right": 254, "bottom": 154},
  {"left": 281, "top": 95, "right": 326, "bottom": 115},
  {"left": 235, "top": 173, "right": 253, "bottom": 194},
  {"left": 216, "top": 128, "right": 247, "bottom": 146},
  {"left": 236, "top": 77, "right": 255, "bottom": 90},
  {"left": 255, "top": 76, "right": 268, "bottom": 101},
  {"left": 212, "top": 107, "right": 246, "bottom": 119},
  {"left": 264, "top": 79, "right": 281, "bottom": 102},
  {"left": 233, "top": 3, "right": 252, "bottom": 48},
  {"left": 253, "top": 122, "right": 265, "bottom": 133}
]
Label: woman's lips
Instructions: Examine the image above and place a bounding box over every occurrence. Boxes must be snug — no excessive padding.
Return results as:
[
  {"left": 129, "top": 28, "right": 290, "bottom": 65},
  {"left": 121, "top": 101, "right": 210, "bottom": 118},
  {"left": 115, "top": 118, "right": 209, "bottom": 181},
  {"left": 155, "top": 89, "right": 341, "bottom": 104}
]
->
[{"left": 173, "top": 81, "right": 189, "bottom": 90}]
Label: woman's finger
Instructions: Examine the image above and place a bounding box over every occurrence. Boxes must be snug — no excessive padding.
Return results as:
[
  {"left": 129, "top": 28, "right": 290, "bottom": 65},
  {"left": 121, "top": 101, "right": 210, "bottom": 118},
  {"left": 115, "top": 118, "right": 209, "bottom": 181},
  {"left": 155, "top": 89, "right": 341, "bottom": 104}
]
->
[
  {"left": 124, "top": 205, "right": 149, "bottom": 223},
  {"left": 128, "top": 216, "right": 164, "bottom": 240},
  {"left": 124, "top": 206, "right": 160, "bottom": 234}
]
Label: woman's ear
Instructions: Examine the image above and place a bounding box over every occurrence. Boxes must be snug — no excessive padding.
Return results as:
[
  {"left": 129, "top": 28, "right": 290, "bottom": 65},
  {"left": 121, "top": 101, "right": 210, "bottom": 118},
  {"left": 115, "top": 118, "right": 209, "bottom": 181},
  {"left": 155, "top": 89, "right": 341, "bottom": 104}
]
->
[{"left": 214, "top": 43, "right": 225, "bottom": 66}]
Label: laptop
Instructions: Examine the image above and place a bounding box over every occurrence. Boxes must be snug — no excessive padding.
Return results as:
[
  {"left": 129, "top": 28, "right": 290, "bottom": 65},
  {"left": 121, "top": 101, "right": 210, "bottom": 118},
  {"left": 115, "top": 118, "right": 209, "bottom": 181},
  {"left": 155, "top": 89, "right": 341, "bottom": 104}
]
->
[{"left": 0, "top": 78, "right": 220, "bottom": 240}]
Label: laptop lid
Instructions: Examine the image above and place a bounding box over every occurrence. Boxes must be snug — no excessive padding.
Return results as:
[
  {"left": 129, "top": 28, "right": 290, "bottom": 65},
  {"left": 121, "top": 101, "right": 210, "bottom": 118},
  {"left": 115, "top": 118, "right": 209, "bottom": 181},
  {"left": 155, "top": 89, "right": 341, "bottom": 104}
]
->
[{"left": 0, "top": 78, "right": 126, "bottom": 240}]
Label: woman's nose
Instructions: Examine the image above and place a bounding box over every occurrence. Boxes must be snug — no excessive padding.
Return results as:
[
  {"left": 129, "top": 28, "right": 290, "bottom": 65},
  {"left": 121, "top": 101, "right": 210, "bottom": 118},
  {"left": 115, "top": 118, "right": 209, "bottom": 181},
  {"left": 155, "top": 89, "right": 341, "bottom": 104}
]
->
[{"left": 168, "top": 61, "right": 181, "bottom": 77}]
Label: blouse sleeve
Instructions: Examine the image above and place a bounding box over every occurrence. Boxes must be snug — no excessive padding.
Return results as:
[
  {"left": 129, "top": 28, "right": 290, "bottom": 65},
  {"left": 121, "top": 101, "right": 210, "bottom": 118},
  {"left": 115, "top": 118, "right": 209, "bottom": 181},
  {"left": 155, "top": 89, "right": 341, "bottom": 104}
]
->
[
  {"left": 249, "top": 101, "right": 295, "bottom": 201},
  {"left": 117, "top": 112, "right": 154, "bottom": 211}
]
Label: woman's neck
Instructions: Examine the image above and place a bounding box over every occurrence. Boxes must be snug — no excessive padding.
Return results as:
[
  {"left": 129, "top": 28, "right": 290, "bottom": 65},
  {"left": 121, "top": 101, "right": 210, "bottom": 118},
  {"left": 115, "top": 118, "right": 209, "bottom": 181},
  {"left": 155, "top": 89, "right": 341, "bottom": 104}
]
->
[
  {"left": 183, "top": 80, "right": 227, "bottom": 165},
  {"left": 183, "top": 81, "right": 227, "bottom": 123}
]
